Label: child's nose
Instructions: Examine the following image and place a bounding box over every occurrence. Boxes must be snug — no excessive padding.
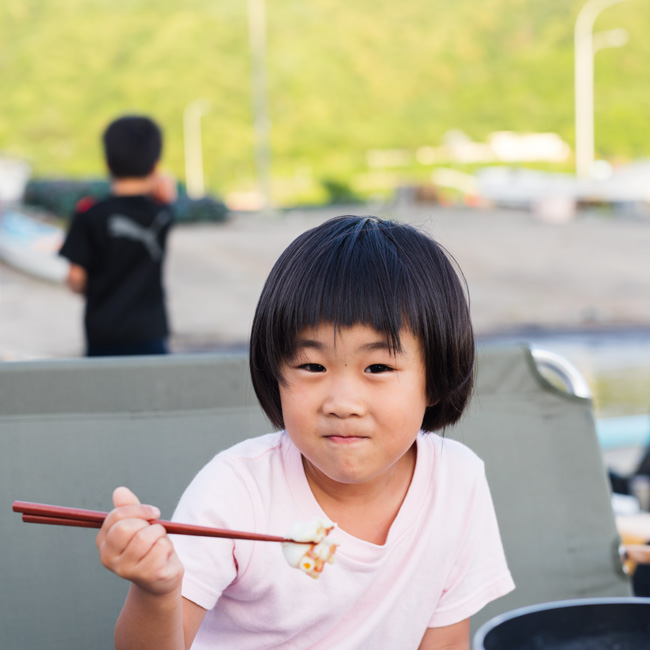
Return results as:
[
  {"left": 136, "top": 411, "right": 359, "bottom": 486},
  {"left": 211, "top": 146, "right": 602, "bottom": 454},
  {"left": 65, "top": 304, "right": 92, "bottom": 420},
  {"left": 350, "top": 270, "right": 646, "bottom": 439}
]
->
[{"left": 322, "top": 379, "right": 366, "bottom": 418}]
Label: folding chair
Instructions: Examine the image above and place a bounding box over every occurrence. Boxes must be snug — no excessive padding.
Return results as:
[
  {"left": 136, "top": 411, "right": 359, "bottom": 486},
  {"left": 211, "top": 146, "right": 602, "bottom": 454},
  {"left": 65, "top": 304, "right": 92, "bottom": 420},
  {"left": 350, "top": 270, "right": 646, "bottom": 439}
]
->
[{"left": 1, "top": 345, "right": 632, "bottom": 648}]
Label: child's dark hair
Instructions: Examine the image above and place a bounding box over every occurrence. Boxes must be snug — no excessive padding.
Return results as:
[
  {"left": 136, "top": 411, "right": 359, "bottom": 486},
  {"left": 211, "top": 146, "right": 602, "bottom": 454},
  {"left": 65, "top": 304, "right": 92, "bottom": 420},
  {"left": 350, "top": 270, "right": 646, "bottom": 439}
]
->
[
  {"left": 102, "top": 115, "right": 162, "bottom": 179},
  {"left": 250, "top": 215, "right": 475, "bottom": 433}
]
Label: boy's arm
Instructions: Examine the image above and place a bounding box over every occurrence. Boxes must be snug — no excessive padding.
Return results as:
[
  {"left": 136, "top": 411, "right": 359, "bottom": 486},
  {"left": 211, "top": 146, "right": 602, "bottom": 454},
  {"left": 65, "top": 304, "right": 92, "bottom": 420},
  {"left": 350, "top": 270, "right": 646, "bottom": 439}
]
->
[
  {"left": 418, "top": 619, "right": 470, "bottom": 650},
  {"left": 98, "top": 487, "right": 206, "bottom": 650},
  {"left": 151, "top": 172, "right": 178, "bottom": 205},
  {"left": 66, "top": 263, "right": 87, "bottom": 294}
]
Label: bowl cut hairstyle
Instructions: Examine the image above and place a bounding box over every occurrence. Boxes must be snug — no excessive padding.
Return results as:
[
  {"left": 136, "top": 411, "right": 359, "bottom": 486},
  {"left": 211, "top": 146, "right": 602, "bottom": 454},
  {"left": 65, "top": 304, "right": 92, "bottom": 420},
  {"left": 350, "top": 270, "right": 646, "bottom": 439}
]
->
[
  {"left": 250, "top": 215, "right": 475, "bottom": 433},
  {"left": 103, "top": 115, "right": 162, "bottom": 179}
]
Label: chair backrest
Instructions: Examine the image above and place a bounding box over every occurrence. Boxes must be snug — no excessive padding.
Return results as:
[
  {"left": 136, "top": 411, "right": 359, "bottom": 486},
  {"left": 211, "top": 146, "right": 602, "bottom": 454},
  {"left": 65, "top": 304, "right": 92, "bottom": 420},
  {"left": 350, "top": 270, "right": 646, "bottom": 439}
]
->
[
  {"left": 447, "top": 345, "right": 632, "bottom": 632},
  {"left": 1, "top": 354, "right": 270, "bottom": 650},
  {"left": 0, "top": 346, "right": 631, "bottom": 648}
]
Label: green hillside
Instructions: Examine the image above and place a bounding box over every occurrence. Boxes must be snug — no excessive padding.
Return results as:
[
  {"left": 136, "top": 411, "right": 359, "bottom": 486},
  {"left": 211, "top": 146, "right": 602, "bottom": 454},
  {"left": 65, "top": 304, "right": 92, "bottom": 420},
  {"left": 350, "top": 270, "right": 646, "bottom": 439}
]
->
[{"left": 1, "top": 0, "right": 648, "bottom": 204}]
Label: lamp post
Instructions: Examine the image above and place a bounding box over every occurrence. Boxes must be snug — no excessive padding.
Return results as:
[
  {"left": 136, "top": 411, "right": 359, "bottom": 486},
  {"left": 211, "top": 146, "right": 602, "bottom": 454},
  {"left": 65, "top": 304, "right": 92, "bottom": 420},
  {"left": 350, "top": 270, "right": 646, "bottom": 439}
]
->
[
  {"left": 183, "top": 99, "right": 211, "bottom": 199},
  {"left": 574, "top": 0, "right": 629, "bottom": 179},
  {"left": 248, "top": 0, "right": 272, "bottom": 211}
]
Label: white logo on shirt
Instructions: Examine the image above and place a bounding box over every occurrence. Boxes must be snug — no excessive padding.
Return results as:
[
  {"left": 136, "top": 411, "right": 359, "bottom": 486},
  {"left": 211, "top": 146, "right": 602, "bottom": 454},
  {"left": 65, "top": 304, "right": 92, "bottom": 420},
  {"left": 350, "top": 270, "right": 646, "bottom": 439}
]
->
[{"left": 107, "top": 211, "right": 171, "bottom": 261}]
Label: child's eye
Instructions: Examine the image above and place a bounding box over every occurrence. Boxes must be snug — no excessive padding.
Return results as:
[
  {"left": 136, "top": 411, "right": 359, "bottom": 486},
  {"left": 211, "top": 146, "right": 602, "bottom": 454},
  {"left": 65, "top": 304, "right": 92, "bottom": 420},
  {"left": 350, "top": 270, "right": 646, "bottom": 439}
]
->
[
  {"left": 365, "top": 364, "right": 393, "bottom": 374},
  {"left": 300, "top": 363, "right": 326, "bottom": 373}
]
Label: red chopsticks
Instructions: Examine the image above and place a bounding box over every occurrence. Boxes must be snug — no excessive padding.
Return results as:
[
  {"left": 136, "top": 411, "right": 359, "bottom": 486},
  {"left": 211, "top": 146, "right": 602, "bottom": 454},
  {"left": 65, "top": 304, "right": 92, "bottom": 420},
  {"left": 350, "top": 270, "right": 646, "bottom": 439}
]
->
[{"left": 13, "top": 501, "right": 304, "bottom": 544}]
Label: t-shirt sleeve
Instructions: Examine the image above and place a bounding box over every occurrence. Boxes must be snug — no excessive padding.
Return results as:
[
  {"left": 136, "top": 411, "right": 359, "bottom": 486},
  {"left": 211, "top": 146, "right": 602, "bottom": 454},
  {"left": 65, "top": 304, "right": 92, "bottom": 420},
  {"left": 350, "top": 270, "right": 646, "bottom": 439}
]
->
[
  {"left": 428, "top": 462, "right": 515, "bottom": 628},
  {"left": 170, "top": 455, "right": 257, "bottom": 611},
  {"left": 59, "top": 211, "right": 90, "bottom": 268}
]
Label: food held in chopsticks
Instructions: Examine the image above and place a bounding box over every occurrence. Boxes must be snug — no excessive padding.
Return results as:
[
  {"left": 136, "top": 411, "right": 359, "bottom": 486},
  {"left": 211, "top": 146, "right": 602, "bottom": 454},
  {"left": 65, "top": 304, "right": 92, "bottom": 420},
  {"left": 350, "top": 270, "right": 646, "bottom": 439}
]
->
[
  {"left": 282, "top": 517, "right": 339, "bottom": 579},
  {"left": 13, "top": 500, "right": 343, "bottom": 577},
  {"left": 13, "top": 501, "right": 341, "bottom": 578}
]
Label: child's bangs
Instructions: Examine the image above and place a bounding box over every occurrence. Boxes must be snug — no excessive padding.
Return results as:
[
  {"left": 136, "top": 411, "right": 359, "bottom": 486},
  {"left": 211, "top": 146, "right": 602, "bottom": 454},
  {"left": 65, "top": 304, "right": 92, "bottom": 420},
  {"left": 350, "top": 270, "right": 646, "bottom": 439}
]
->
[{"left": 279, "top": 224, "right": 418, "bottom": 355}]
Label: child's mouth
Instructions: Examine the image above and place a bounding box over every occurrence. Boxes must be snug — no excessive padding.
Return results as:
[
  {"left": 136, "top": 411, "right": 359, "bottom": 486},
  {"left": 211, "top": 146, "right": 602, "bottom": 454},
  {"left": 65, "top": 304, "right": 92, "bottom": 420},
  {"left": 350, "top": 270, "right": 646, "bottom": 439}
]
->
[{"left": 324, "top": 435, "right": 368, "bottom": 443}]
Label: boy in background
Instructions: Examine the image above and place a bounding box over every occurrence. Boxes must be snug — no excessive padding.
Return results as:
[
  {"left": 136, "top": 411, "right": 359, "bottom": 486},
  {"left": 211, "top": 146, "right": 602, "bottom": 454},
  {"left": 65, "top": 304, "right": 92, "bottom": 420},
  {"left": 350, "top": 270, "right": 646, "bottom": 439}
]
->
[{"left": 60, "top": 115, "right": 176, "bottom": 356}]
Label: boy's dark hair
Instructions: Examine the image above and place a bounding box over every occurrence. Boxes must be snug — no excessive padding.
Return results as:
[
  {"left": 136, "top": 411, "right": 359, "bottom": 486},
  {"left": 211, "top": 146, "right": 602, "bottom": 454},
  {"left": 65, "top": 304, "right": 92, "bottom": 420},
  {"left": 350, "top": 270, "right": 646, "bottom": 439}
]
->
[
  {"left": 250, "top": 215, "right": 475, "bottom": 433},
  {"left": 102, "top": 115, "right": 162, "bottom": 179}
]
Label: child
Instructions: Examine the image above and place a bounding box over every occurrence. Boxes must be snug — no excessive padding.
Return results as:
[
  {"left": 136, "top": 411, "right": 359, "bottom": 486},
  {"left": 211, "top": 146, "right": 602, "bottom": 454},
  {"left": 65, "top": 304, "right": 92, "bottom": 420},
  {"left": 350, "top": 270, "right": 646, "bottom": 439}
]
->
[
  {"left": 59, "top": 115, "right": 176, "bottom": 357},
  {"left": 97, "top": 216, "right": 514, "bottom": 649}
]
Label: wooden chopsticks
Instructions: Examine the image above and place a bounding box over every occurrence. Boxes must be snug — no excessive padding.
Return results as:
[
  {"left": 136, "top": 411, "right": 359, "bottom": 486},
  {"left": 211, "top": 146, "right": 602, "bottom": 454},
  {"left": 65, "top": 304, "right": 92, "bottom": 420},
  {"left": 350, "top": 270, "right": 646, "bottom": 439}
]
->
[{"left": 13, "top": 501, "right": 303, "bottom": 544}]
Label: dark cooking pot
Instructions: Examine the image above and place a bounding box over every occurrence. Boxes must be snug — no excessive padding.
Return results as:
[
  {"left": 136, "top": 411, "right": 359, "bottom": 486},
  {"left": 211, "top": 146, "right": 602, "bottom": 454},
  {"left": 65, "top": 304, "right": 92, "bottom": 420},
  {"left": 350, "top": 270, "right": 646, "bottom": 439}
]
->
[{"left": 473, "top": 597, "right": 650, "bottom": 650}]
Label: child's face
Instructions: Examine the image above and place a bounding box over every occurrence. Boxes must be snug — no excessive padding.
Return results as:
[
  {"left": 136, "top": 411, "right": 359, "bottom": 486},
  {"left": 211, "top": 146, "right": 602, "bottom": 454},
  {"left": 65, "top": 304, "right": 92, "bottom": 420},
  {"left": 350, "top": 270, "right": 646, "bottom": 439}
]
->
[{"left": 278, "top": 323, "right": 430, "bottom": 491}]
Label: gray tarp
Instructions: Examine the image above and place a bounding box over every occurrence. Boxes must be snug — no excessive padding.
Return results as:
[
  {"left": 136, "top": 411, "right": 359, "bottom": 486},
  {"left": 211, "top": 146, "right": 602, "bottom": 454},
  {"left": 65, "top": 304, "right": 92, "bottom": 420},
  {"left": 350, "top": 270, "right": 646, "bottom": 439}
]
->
[{"left": 0, "top": 345, "right": 631, "bottom": 649}]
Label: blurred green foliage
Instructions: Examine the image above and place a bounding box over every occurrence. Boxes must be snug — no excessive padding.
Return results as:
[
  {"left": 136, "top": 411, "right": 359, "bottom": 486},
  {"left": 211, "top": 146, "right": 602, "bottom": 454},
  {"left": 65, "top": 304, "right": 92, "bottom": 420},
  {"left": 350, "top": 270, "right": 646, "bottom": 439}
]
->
[
  {"left": 593, "top": 367, "right": 650, "bottom": 418},
  {"left": 1, "top": 0, "right": 648, "bottom": 204},
  {"left": 321, "top": 178, "right": 362, "bottom": 204}
]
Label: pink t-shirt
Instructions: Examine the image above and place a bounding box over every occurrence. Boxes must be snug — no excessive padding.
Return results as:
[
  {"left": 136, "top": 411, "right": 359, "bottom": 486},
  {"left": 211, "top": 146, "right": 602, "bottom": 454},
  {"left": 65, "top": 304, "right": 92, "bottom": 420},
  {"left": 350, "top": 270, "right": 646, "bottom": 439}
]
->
[{"left": 171, "top": 432, "right": 514, "bottom": 649}]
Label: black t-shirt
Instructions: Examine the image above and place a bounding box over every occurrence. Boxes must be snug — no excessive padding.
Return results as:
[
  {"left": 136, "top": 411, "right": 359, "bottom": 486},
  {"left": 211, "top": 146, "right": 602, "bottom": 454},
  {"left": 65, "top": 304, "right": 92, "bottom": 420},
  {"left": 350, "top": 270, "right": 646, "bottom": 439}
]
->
[{"left": 60, "top": 195, "right": 173, "bottom": 345}]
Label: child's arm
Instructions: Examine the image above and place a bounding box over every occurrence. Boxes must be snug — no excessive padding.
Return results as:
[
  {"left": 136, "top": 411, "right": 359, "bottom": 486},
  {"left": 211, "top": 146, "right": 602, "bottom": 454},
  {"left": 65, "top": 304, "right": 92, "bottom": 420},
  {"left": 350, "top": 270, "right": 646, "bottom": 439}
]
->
[
  {"left": 97, "top": 487, "right": 206, "bottom": 650},
  {"left": 151, "top": 171, "right": 178, "bottom": 205},
  {"left": 114, "top": 587, "right": 206, "bottom": 650},
  {"left": 418, "top": 618, "right": 470, "bottom": 650},
  {"left": 66, "top": 263, "right": 87, "bottom": 294}
]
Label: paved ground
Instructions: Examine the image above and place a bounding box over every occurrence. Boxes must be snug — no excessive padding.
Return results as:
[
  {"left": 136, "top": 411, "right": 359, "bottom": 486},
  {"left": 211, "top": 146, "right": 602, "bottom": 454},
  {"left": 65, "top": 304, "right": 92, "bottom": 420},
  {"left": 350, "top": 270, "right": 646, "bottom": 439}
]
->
[{"left": 1, "top": 203, "right": 650, "bottom": 360}]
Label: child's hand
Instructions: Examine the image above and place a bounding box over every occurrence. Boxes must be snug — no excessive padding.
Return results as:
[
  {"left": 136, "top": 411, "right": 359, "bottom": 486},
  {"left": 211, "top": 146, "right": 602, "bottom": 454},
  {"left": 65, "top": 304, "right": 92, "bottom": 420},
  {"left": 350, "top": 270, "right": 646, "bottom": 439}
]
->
[
  {"left": 96, "top": 487, "right": 184, "bottom": 596},
  {"left": 151, "top": 172, "right": 178, "bottom": 205}
]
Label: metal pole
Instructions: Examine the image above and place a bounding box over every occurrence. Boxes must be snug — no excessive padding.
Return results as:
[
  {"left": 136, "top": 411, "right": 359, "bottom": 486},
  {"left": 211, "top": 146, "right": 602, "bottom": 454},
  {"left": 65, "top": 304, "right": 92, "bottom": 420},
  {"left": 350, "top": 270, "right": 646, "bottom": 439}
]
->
[
  {"left": 574, "top": 0, "right": 629, "bottom": 179},
  {"left": 183, "top": 99, "right": 211, "bottom": 199},
  {"left": 248, "top": 0, "right": 272, "bottom": 210},
  {"left": 592, "top": 27, "right": 628, "bottom": 54}
]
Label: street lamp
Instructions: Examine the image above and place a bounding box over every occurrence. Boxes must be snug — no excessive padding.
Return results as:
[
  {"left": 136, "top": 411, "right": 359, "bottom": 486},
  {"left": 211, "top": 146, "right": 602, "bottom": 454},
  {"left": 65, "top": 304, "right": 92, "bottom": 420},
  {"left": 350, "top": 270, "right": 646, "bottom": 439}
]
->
[
  {"left": 574, "top": 0, "right": 629, "bottom": 179},
  {"left": 248, "top": 0, "right": 272, "bottom": 211},
  {"left": 183, "top": 99, "right": 211, "bottom": 199},
  {"left": 592, "top": 27, "right": 628, "bottom": 53}
]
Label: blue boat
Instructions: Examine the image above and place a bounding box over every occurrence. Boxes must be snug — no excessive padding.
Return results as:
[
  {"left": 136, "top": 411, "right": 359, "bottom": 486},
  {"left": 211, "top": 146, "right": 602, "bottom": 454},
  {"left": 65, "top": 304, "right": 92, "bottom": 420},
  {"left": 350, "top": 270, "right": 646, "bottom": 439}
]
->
[{"left": 0, "top": 208, "right": 69, "bottom": 282}]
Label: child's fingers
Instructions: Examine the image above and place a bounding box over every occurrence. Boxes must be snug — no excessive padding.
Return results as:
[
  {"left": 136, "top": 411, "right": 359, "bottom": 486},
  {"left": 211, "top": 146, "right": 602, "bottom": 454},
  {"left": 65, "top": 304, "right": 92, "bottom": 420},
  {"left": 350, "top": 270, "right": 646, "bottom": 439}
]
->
[
  {"left": 117, "top": 523, "right": 170, "bottom": 565},
  {"left": 101, "top": 522, "right": 182, "bottom": 593},
  {"left": 624, "top": 544, "right": 650, "bottom": 564},
  {"left": 113, "top": 486, "right": 141, "bottom": 508},
  {"left": 127, "top": 526, "right": 182, "bottom": 580},
  {"left": 99, "top": 517, "right": 162, "bottom": 573},
  {"left": 96, "top": 487, "right": 160, "bottom": 552},
  {"left": 95, "top": 486, "right": 178, "bottom": 593},
  {"left": 113, "top": 485, "right": 163, "bottom": 516},
  {"left": 97, "top": 503, "right": 159, "bottom": 548},
  {"left": 110, "top": 487, "right": 160, "bottom": 524},
  {"left": 97, "top": 514, "right": 150, "bottom": 566},
  {"left": 151, "top": 172, "right": 177, "bottom": 204}
]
